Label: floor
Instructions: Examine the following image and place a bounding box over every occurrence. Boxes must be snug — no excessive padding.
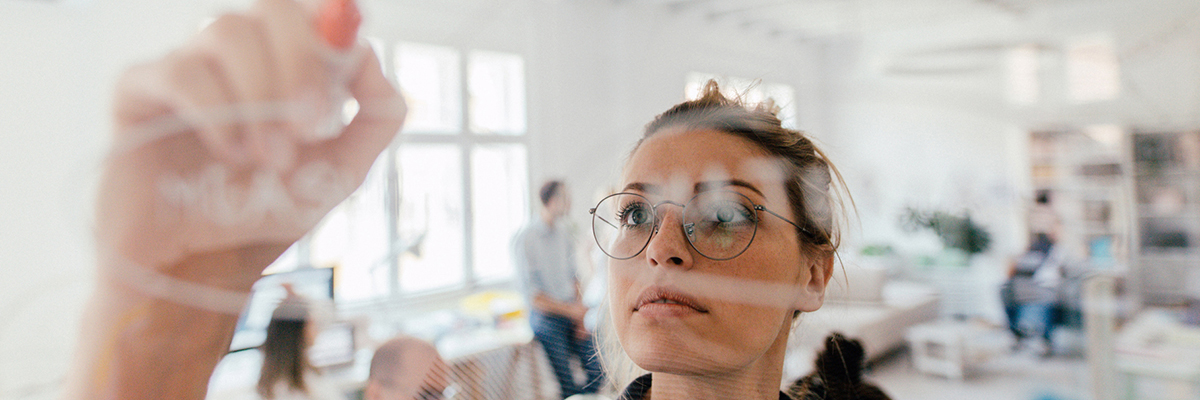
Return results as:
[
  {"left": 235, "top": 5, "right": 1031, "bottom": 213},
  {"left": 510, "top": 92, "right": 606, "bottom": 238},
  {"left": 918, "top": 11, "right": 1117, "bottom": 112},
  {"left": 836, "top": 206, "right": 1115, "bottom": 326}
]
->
[{"left": 866, "top": 333, "right": 1094, "bottom": 400}]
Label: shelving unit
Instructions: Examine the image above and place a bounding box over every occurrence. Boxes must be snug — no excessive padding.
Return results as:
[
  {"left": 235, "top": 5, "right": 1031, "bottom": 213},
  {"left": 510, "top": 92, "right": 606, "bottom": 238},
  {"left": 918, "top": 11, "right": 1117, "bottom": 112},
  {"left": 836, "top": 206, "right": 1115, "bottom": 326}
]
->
[
  {"left": 1130, "top": 130, "right": 1200, "bottom": 306},
  {"left": 1028, "top": 128, "right": 1131, "bottom": 269}
]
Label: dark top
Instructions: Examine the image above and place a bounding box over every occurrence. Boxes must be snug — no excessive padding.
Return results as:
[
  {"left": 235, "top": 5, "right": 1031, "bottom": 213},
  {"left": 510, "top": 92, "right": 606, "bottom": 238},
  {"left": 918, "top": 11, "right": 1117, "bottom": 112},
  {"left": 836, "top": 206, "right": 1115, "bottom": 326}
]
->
[{"left": 618, "top": 374, "right": 792, "bottom": 400}]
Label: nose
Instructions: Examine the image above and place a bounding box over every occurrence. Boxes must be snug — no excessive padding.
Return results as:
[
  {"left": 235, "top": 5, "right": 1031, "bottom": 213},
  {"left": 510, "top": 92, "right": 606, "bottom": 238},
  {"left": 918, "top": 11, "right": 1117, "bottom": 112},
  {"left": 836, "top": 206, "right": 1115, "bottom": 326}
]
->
[{"left": 643, "top": 203, "right": 694, "bottom": 269}]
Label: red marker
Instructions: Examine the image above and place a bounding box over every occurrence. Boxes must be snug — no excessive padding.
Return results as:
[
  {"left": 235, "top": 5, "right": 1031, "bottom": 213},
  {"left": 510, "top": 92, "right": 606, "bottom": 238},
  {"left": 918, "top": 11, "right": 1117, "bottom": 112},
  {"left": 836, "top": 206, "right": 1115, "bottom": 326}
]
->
[
  {"left": 309, "top": 0, "right": 361, "bottom": 140},
  {"left": 316, "top": 0, "right": 361, "bottom": 51}
]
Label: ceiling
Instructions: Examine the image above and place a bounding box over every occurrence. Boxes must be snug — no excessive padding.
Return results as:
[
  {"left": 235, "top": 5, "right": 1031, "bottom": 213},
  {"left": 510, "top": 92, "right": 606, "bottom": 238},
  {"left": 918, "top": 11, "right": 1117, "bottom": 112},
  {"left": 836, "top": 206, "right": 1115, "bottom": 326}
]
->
[
  {"left": 624, "top": 0, "right": 1200, "bottom": 77},
  {"left": 630, "top": 0, "right": 1190, "bottom": 41}
]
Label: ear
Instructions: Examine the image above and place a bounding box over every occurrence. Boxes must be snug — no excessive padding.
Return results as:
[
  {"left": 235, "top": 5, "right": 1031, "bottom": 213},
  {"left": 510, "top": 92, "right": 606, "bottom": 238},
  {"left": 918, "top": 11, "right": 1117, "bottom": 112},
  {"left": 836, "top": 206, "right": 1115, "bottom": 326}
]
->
[{"left": 794, "top": 253, "right": 834, "bottom": 312}]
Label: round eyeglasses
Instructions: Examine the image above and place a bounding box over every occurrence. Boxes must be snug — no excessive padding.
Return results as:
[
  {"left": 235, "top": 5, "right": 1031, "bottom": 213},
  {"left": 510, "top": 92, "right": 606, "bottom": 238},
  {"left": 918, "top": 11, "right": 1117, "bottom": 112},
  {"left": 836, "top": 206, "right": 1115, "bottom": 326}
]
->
[{"left": 589, "top": 190, "right": 805, "bottom": 261}]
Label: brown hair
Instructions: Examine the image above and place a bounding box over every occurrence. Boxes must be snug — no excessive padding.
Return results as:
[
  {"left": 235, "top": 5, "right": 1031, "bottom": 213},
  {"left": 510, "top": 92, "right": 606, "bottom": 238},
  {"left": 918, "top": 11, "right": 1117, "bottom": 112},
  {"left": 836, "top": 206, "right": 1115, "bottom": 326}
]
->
[
  {"left": 635, "top": 80, "right": 847, "bottom": 256},
  {"left": 257, "top": 301, "right": 312, "bottom": 399},
  {"left": 539, "top": 180, "right": 565, "bottom": 206}
]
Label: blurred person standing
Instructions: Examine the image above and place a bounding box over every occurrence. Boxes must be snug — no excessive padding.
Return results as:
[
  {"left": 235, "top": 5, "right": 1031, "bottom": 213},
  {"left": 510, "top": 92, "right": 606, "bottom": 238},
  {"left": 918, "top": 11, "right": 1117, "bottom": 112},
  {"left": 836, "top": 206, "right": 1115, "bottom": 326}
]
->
[{"left": 512, "top": 180, "right": 605, "bottom": 399}]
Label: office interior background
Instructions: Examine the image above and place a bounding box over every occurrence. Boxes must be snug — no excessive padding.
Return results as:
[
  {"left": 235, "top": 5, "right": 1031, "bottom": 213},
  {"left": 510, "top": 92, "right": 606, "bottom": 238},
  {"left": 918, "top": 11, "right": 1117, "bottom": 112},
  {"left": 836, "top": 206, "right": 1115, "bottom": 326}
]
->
[{"left": 4, "top": 0, "right": 1200, "bottom": 399}]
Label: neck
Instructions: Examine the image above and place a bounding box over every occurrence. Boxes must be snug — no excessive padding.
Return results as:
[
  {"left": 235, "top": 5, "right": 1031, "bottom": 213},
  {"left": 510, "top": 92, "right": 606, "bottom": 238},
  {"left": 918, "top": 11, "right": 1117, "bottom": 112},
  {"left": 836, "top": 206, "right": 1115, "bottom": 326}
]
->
[
  {"left": 541, "top": 209, "right": 557, "bottom": 225},
  {"left": 649, "top": 370, "right": 782, "bottom": 400},
  {"left": 647, "top": 328, "right": 789, "bottom": 400}
]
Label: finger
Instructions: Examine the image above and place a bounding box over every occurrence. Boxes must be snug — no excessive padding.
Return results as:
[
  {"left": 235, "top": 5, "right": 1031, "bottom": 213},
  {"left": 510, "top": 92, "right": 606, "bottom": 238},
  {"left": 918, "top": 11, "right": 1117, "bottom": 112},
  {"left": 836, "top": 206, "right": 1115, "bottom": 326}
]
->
[
  {"left": 329, "top": 47, "right": 406, "bottom": 180},
  {"left": 251, "top": 0, "right": 339, "bottom": 169},
  {"left": 251, "top": 0, "right": 325, "bottom": 108},
  {"left": 113, "top": 50, "right": 246, "bottom": 164},
  {"left": 194, "top": 14, "right": 283, "bottom": 169}
]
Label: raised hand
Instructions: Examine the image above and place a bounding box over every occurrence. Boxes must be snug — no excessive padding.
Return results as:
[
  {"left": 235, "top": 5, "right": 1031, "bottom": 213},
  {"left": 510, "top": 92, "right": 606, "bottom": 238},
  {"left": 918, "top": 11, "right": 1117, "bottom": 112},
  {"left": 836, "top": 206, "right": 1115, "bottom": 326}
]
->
[
  {"left": 67, "top": 1, "right": 404, "bottom": 398},
  {"left": 97, "top": 0, "right": 404, "bottom": 282}
]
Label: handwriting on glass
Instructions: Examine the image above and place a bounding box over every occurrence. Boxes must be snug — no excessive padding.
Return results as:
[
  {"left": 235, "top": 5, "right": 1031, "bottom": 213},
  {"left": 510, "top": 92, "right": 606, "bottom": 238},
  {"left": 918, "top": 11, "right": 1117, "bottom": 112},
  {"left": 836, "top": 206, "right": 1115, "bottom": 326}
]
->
[{"left": 156, "top": 161, "right": 353, "bottom": 228}]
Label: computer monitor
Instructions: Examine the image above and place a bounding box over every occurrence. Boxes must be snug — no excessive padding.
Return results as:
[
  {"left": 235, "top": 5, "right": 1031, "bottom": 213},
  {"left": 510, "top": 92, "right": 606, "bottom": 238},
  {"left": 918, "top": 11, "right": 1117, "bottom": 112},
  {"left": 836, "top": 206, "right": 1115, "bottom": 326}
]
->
[{"left": 229, "top": 268, "right": 335, "bottom": 352}]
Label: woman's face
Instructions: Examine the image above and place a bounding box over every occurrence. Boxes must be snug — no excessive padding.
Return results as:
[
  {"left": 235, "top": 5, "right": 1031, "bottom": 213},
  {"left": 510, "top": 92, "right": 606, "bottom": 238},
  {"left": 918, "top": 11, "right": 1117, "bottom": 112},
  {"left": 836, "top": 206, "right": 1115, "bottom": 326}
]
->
[{"left": 609, "top": 128, "right": 830, "bottom": 376}]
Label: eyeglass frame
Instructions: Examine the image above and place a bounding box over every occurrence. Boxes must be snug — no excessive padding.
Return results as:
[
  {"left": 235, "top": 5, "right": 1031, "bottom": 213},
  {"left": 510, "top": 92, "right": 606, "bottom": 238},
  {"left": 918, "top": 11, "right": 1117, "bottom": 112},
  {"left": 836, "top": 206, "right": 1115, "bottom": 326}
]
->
[{"left": 588, "top": 190, "right": 808, "bottom": 261}]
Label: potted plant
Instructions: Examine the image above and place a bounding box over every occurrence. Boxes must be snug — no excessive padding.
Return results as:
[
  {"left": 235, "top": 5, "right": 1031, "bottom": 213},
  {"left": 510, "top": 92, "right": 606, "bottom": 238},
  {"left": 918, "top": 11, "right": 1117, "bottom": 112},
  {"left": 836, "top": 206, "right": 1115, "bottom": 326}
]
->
[{"left": 900, "top": 207, "right": 992, "bottom": 267}]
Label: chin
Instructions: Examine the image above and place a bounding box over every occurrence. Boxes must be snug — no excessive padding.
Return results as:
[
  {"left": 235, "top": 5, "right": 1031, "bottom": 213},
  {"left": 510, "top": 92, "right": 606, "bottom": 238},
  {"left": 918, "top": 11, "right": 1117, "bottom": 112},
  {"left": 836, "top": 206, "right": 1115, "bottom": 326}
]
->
[{"left": 623, "top": 331, "right": 741, "bottom": 376}]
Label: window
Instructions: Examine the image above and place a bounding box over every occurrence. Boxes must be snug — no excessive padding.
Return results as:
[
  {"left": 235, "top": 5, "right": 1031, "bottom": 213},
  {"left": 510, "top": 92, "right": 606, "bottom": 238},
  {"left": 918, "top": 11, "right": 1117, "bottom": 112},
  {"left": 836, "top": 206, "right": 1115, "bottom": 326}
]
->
[
  {"left": 396, "top": 144, "right": 466, "bottom": 292},
  {"left": 685, "top": 72, "right": 798, "bottom": 129},
  {"left": 392, "top": 43, "right": 530, "bottom": 295},
  {"left": 286, "top": 42, "right": 529, "bottom": 302},
  {"left": 1066, "top": 35, "right": 1120, "bottom": 103},
  {"left": 310, "top": 156, "right": 393, "bottom": 302},
  {"left": 1006, "top": 44, "right": 1040, "bottom": 105},
  {"left": 396, "top": 43, "right": 462, "bottom": 133}
]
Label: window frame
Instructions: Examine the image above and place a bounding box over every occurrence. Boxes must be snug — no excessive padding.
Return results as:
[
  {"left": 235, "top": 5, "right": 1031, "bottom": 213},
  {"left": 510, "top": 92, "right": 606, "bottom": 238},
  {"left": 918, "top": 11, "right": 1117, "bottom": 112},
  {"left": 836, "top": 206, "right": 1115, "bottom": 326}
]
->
[
  {"left": 276, "top": 42, "right": 531, "bottom": 307},
  {"left": 387, "top": 43, "right": 531, "bottom": 299}
]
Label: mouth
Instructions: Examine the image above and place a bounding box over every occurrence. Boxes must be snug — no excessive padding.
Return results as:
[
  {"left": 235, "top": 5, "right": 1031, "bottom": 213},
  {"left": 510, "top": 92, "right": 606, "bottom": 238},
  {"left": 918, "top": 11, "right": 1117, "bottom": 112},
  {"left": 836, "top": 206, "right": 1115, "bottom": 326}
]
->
[{"left": 634, "top": 287, "right": 709, "bottom": 313}]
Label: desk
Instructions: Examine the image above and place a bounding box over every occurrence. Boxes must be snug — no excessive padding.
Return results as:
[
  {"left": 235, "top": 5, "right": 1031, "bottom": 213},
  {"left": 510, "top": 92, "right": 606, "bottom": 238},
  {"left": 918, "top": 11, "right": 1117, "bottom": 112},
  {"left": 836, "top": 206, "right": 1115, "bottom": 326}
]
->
[
  {"left": 213, "top": 324, "right": 543, "bottom": 400},
  {"left": 905, "top": 320, "right": 1009, "bottom": 380},
  {"left": 438, "top": 324, "right": 543, "bottom": 400}
]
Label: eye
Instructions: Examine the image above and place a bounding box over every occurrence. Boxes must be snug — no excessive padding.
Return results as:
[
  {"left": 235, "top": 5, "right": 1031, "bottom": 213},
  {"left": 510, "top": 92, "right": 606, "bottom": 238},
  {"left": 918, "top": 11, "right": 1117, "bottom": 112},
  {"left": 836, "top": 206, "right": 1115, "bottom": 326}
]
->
[
  {"left": 715, "top": 206, "right": 739, "bottom": 223},
  {"left": 704, "top": 201, "right": 754, "bottom": 225},
  {"left": 617, "top": 201, "right": 653, "bottom": 227}
]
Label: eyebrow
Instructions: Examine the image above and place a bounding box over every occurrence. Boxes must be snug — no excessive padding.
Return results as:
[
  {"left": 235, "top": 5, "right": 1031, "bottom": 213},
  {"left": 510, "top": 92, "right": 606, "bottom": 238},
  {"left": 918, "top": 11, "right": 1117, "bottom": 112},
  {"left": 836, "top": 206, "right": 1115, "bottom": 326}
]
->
[
  {"left": 622, "top": 182, "right": 651, "bottom": 194},
  {"left": 621, "top": 180, "right": 765, "bottom": 198},
  {"left": 697, "top": 180, "right": 765, "bottom": 198}
]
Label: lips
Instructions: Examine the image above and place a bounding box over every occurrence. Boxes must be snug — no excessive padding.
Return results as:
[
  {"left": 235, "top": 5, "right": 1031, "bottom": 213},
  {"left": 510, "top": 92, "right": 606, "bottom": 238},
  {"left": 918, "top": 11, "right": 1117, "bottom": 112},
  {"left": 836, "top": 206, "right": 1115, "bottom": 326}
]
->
[{"left": 633, "top": 287, "right": 709, "bottom": 313}]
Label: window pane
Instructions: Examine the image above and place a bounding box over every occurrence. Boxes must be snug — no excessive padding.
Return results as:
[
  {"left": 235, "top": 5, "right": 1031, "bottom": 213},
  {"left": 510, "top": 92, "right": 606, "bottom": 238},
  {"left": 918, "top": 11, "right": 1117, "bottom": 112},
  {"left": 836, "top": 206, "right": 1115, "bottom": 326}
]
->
[
  {"left": 685, "top": 72, "right": 755, "bottom": 103},
  {"left": 310, "top": 152, "right": 391, "bottom": 302},
  {"left": 724, "top": 76, "right": 757, "bottom": 101},
  {"left": 1066, "top": 35, "right": 1120, "bottom": 103},
  {"left": 688, "top": 73, "right": 798, "bottom": 129},
  {"left": 763, "top": 83, "right": 797, "bottom": 129},
  {"left": 1007, "top": 44, "right": 1040, "bottom": 105},
  {"left": 398, "top": 145, "right": 465, "bottom": 292},
  {"left": 468, "top": 51, "right": 526, "bottom": 135},
  {"left": 471, "top": 144, "right": 529, "bottom": 282},
  {"left": 395, "top": 42, "right": 462, "bottom": 134}
]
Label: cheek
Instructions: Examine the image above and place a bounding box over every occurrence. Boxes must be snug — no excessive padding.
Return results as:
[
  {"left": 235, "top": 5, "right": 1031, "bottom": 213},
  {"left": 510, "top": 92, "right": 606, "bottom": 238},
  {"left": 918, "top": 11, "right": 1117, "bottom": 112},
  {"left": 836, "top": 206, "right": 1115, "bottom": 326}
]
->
[
  {"left": 608, "top": 260, "right": 637, "bottom": 317},
  {"left": 749, "top": 230, "right": 807, "bottom": 283}
]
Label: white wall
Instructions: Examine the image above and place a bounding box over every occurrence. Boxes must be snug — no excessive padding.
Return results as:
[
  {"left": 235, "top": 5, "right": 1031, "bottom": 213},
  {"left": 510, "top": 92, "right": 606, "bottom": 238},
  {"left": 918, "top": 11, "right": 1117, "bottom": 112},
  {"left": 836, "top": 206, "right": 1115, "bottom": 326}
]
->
[
  {"left": 0, "top": 1, "right": 213, "bottom": 397},
  {"left": 819, "top": 0, "right": 1200, "bottom": 321},
  {"left": 0, "top": 1, "right": 822, "bottom": 398}
]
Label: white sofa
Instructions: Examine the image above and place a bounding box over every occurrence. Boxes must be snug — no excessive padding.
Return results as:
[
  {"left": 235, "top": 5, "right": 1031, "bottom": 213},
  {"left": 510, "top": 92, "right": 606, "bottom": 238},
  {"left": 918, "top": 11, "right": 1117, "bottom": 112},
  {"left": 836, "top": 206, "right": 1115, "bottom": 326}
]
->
[{"left": 783, "top": 265, "right": 939, "bottom": 380}]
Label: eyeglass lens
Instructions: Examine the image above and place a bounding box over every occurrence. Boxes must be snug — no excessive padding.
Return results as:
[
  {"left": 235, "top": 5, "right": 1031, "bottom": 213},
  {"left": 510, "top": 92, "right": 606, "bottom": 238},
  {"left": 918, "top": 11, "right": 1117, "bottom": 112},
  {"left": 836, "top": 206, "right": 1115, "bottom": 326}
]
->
[{"left": 591, "top": 191, "right": 759, "bottom": 260}]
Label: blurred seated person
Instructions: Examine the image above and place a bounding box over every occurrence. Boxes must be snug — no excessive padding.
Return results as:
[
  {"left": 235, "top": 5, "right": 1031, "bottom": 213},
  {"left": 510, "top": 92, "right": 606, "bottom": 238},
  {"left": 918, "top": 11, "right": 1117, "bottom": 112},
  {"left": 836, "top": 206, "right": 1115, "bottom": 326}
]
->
[
  {"left": 1001, "top": 233, "right": 1064, "bottom": 356},
  {"left": 215, "top": 290, "right": 345, "bottom": 400},
  {"left": 365, "top": 336, "right": 450, "bottom": 400}
]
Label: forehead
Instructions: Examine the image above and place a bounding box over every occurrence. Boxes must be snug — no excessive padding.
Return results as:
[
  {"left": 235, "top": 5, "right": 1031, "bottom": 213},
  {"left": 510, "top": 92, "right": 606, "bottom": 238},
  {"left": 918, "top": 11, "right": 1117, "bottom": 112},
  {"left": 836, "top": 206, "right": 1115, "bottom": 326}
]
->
[{"left": 623, "top": 128, "right": 785, "bottom": 197}]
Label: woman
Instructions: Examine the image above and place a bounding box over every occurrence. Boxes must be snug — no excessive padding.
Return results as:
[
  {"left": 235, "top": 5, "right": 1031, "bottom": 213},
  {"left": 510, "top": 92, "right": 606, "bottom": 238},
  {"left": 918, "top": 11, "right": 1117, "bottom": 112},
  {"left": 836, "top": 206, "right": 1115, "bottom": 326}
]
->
[
  {"left": 208, "top": 292, "right": 344, "bottom": 400},
  {"left": 255, "top": 298, "right": 343, "bottom": 400},
  {"left": 591, "top": 82, "right": 847, "bottom": 399}
]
